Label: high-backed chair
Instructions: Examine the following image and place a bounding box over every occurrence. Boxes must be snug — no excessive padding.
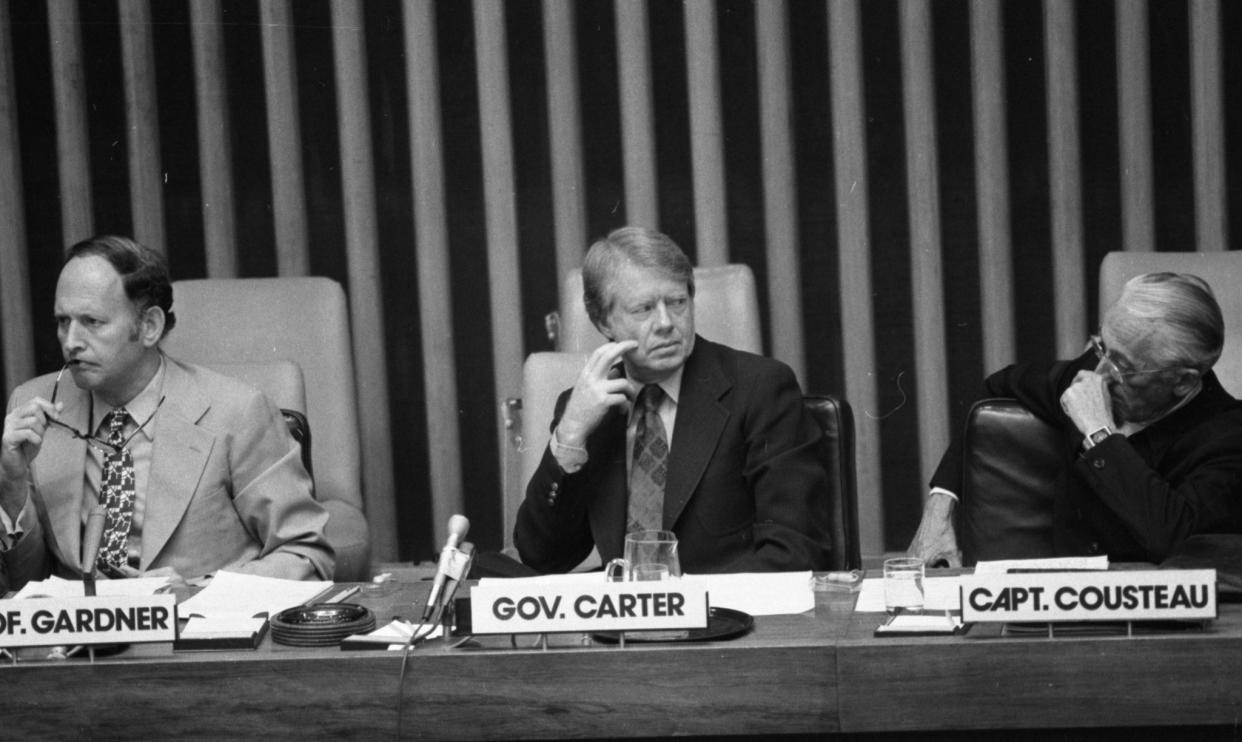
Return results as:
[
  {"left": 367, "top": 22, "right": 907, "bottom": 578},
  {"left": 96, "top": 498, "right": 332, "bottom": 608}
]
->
[
  {"left": 555, "top": 264, "right": 763, "bottom": 354},
  {"left": 803, "top": 395, "right": 862, "bottom": 571},
  {"left": 161, "top": 277, "right": 371, "bottom": 581},
  {"left": 1099, "top": 251, "right": 1242, "bottom": 396},
  {"left": 959, "top": 399, "right": 1060, "bottom": 565},
  {"left": 502, "top": 352, "right": 589, "bottom": 558}
]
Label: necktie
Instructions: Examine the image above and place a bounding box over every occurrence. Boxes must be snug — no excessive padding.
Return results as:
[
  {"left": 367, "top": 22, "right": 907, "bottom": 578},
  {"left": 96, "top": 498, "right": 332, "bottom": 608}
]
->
[
  {"left": 97, "top": 408, "right": 135, "bottom": 578},
  {"left": 628, "top": 384, "right": 668, "bottom": 533}
]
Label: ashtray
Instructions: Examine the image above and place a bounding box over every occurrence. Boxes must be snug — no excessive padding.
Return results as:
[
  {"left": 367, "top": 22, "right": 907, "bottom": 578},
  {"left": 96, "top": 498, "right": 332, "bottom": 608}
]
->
[{"left": 270, "top": 603, "right": 376, "bottom": 647}]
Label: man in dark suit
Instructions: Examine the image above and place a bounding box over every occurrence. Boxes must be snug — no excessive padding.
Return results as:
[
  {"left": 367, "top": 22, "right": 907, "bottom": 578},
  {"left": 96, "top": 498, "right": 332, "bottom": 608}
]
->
[
  {"left": 515, "top": 227, "right": 831, "bottom": 574},
  {"left": 907, "top": 272, "right": 1242, "bottom": 566}
]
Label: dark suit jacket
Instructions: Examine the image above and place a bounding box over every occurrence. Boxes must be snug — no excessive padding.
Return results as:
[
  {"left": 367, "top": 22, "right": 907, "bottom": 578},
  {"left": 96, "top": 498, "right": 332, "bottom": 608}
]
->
[
  {"left": 515, "top": 337, "right": 832, "bottom": 574},
  {"left": 2, "top": 356, "right": 334, "bottom": 587},
  {"left": 932, "top": 352, "right": 1242, "bottom": 562}
]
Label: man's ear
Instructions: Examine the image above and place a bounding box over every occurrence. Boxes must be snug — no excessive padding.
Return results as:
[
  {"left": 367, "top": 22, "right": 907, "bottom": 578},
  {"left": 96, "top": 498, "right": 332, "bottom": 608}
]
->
[
  {"left": 1172, "top": 367, "right": 1202, "bottom": 396},
  {"left": 140, "top": 306, "right": 166, "bottom": 347},
  {"left": 594, "top": 317, "right": 615, "bottom": 342}
]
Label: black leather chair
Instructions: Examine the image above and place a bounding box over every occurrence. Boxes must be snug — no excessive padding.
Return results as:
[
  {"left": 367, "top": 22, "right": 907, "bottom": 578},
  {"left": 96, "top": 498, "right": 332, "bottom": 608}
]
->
[
  {"left": 959, "top": 398, "right": 1060, "bottom": 565},
  {"left": 803, "top": 395, "right": 862, "bottom": 571}
]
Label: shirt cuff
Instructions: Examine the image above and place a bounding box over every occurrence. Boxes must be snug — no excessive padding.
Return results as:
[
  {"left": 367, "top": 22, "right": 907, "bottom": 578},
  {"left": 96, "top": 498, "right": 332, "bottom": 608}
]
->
[
  {"left": 549, "top": 428, "right": 589, "bottom": 474},
  {"left": 929, "top": 487, "right": 959, "bottom": 503}
]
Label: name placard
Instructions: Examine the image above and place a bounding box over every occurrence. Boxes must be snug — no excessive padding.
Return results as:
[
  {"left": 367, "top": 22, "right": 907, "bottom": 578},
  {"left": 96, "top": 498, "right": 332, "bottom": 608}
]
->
[
  {"left": 959, "top": 569, "right": 1216, "bottom": 623},
  {"left": 470, "top": 580, "right": 710, "bottom": 635},
  {"left": 0, "top": 595, "right": 177, "bottom": 647}
]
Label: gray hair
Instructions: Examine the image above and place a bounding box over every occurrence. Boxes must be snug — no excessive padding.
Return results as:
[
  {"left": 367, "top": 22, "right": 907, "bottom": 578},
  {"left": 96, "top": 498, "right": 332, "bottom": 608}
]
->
[
  {"left": 1106, "top": 272, "right": 1223, "bottom": 373},
  {"left": 582, "top": 227, "right": 694, "bottom": 327}
]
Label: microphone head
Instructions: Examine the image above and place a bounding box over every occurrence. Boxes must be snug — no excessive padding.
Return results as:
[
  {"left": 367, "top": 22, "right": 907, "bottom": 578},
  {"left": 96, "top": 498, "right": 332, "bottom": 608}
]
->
[{"left": 446, "top": 514, "right": 470, "bottom": 546}]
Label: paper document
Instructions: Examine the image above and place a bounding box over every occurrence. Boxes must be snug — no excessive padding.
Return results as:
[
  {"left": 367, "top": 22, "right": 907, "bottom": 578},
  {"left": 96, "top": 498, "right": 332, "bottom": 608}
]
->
[
  {"left": 973, "top": 556, "right": 1109, "bottom": 574},
  {"left": 855, "top": 576, "right": 961, "bottom": 613},
  {"left": 178, "top": 570, "right": 332, "bottom": 619},
  {"left": 341, "top": 619, "right": 443, "bottom": 650},
  {"left": 181, "top": 615, "right": 268, "bottom": 638},
  {"left": 477, "top": 571, "right": 815, "bottom": 616},
  {"left": 12, "top": 575, "right": 171, "bottom": 600}
]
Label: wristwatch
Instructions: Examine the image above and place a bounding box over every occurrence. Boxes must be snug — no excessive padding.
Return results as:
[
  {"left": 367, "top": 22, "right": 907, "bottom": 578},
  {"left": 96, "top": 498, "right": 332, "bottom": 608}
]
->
[{"left": 1083, "top": 426, "right": 1113, "bottom": 451}]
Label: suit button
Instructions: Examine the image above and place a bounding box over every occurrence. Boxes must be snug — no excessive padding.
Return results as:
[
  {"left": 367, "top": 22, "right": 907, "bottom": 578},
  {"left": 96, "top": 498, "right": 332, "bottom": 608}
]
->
[
  {"left": 1092, "top": 458, "right": 1106, "bottom": 469},
  {"left": 551, "top": 482, "right": 560, "bottom": 491}
]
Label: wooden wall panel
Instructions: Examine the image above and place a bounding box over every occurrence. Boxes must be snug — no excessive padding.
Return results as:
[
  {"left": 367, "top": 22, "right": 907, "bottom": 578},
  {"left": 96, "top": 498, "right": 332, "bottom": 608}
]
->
[{"left": 3, "top": 0, "right": 1238, "bottom": 562}]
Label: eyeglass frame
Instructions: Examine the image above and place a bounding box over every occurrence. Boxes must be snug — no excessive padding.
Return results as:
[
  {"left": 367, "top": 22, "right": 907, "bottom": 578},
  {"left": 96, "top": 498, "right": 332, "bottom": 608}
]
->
[
  {"left": 1089, "top": 335, "right": 1183, "bottom": 385},
  {"left": 45, "top": 365, "right": 164, "bottom": 455}
]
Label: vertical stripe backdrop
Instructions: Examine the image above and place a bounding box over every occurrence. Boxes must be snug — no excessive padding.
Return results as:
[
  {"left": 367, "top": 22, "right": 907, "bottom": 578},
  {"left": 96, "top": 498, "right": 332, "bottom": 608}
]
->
[{"left": 1, "top": 0, "right": 1238, "bottom": 562}]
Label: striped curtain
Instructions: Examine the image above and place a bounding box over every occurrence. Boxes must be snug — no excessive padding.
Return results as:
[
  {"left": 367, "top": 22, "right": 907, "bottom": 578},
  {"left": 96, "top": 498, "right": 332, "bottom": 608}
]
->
[{"left": 1, "top": 0, "right": 1237, "bottom": 561}]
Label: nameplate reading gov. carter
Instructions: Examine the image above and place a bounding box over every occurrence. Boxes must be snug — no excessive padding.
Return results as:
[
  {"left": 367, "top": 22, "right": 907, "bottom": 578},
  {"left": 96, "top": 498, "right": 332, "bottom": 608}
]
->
[
  {"left": 470, "top": 581, "right": 709, "bottom": 635},
  {"left": 960, "top": 570, "right": 1216, "bottom": 623}
]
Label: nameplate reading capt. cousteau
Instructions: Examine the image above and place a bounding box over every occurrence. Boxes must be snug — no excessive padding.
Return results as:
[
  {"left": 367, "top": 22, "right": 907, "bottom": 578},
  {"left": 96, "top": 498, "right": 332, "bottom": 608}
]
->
[
  {"left": 0, "top": 594, "right": 177, "bottom": 648},
  {"left": 470, "top": 580, "right": 709, "bottom": 635},
  {"left": 959, "top": 569, "right": 1216, "bottom": 623}
]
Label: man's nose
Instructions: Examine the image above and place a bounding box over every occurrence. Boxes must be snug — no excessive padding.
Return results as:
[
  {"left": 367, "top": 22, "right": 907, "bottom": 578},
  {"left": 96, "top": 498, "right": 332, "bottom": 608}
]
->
[
  {"left": 62, "top": 322, "right": 85, "bottom": 351},
  {"left": 653, "top": 301, "right": 673, "bottom": 328}
]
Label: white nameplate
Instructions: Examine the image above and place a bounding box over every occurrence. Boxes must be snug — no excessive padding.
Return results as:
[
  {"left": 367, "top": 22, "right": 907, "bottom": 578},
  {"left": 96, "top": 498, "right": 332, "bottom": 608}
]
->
[
  {"left": 470, "top": 580, "right": 710, "bottom": 635},
  {"left": 0, "top": 595, "right": 177, "bottom": 647},
  {"left": 960, "top": 569, "right": 1216, "bottom": 623}
]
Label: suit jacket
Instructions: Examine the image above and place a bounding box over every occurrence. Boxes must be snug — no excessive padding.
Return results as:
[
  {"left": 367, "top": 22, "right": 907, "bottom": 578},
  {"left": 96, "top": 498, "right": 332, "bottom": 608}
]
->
[
  {"left": 515, "top": 337, "right": 832, "bottom": 574},
  {"left": 1, "top": 356, "right": 334, "bottom": 587},
  {"left": 932, "top": 352, "right": 1242, "bottom": 562}
]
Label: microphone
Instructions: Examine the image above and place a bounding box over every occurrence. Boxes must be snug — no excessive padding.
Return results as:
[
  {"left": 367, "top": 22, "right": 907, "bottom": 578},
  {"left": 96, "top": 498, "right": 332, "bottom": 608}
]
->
[
  {"left": 81, "top": 504, "right": 107, "bottom": 597},
  {"left": 421, "top": 515, "right": 470, "bottom": 623}
]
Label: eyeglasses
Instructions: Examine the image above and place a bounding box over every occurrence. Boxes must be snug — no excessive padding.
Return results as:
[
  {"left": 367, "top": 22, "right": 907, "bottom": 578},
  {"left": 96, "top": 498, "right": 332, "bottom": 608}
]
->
[
  {"left": 46, "top": 365, "right": 164, "bottom": 455},
  {"left": 1089, "top": 336, "right": 1178, "bottom": 384}
]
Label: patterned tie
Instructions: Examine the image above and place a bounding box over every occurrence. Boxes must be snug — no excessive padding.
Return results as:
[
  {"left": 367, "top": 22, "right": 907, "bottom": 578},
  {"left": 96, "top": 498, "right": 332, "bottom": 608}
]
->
[
  {"left": 97, "top": 408, "right": 135, "bottom": 578},
  {"left": 628, "top": 385, "right": 668, "bottom": 533}
]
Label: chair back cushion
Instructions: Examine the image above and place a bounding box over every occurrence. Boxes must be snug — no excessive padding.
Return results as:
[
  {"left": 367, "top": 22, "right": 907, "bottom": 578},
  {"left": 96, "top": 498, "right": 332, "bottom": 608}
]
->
[
  {"left": 960, "top": 399, "right": 1060, "bottom": 565},
  {"left": 1099, "top": 251, "right": 1242, "bottom": 396},
  {"left": 558, "top": 264, "right": 763, "bottom": 354},
  {"left": 802, "top": 395, "right": 861, "bottom": 570},
  {"left": 162, "top": 278, "right": 362, "bottom": 513}
]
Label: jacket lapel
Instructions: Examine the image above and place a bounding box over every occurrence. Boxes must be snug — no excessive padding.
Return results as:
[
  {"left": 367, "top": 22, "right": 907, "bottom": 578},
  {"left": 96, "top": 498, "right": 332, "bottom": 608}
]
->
[
  {"left": 34, "top": 380, "right": 90, "bottom": 572},
  {"left": 663, "top": 338, "right": 731, "bottom": 528},
  {"left": 140, "top": 360, "right": 215, "bottom": 570},
  {"left": 588, "top": 408, "right": 629, "bottom": 560}
]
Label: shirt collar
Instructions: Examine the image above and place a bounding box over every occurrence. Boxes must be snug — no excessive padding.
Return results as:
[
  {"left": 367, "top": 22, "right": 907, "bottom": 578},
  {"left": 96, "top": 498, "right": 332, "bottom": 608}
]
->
[
  {"left": 93, "top": 354, "right": 166, "bottom": 441},
  {"left": 627, "top": 365, "right": 684, "bottom": 422}
]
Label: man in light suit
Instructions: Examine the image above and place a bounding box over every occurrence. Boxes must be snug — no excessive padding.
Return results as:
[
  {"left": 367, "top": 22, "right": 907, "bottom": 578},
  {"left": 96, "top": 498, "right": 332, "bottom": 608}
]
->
[
  {"left": 0, "top": 236, "right": 333, "bottom": 590},
  {"left": 515, "top": 227, "right": 831, "bottom": 573}
]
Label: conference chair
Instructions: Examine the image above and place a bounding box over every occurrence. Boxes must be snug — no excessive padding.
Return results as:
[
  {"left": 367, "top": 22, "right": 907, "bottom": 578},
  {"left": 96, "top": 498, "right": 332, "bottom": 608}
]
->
[
  {"left": 552, "top": 264, "right": 764, "bottom": 354},
  {"left": 211, "top": 360, "right": 313, "bottom": 477},
  {"left": 803, "top": 395, "right": 862, "bottom": 571},
  {"left": 501, "top": 351, "right": 590, "bottom": 560},
  {"left": 1099, "top": 250, "right": 1242, "bottom": 396},
  {"left": 958, "top": 399, "right": 1061, "bottom": 565},
  {"left": 162, "top": 277, "right": 371, "bottom": 581}
]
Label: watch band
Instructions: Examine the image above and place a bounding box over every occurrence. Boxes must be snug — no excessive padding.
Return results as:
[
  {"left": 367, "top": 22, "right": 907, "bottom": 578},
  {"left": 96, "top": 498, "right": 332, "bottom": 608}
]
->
[{"left": 1083, "top": 426, "right": 1113, "bottom": 451}]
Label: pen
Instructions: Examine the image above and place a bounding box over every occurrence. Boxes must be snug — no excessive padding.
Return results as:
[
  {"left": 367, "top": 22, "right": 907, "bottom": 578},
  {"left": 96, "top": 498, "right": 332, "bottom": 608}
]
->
[{"left": 327, "top": 586, "right": 361, "bottom": 604}]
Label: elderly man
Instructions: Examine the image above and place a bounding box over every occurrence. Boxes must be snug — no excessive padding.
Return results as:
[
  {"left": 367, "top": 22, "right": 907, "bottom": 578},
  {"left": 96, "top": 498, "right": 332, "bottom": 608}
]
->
[
  {"left": 0, "top": 236, "right": 333, "bottom": 589},
  {"left": 515, "top": 226, "right": 831, "bottom": 574},
  {"left": 908, "top": 272, "right": 1242, "bottom": 566}
]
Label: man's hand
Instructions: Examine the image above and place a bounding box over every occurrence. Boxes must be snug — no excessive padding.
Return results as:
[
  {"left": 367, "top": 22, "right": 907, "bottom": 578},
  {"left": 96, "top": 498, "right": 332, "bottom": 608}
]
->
[
  {"left": 555, "top": 341, "right": 639, "bottom": 447},
  {"left": 118, "top": 564, "right": 189, "bottom": 589},
  {"left": 2, "top": 397, "right": 60, "bottom": 484},
  {"left": 1060, "top": 370, "right": 1116, "bottom": 435},
  {"left": 906, "top": 491, "right": 961, "bottom": 567}
]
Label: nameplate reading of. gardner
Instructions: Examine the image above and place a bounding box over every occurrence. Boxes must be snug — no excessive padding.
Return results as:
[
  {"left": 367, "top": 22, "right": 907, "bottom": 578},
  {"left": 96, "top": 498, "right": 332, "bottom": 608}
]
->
[{"left": 0, "top": 595, "right": 177, "bottom": 648}]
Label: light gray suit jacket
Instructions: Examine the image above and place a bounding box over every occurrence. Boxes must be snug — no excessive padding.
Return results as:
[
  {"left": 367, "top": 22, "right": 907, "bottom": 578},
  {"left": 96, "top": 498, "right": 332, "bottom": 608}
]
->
[{"left": 1, "top": 356, "right": 333, "bottom": 589}]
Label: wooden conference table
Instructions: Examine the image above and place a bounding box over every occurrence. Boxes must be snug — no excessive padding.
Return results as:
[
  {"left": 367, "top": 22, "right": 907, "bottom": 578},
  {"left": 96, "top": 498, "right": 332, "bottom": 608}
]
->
[{"left": 3, "top": 568, "right": 1242, "bottom": 738}]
